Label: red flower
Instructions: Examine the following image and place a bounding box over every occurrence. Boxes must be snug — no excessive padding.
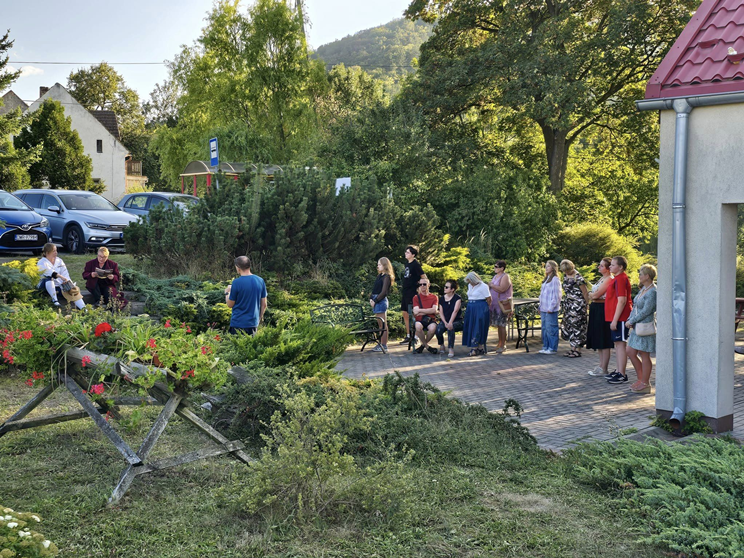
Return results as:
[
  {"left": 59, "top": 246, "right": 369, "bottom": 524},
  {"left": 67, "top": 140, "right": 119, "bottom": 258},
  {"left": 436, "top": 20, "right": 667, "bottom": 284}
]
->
[
  {"left": 81, "top": 355, "right": 92, "bottom": 367},
  {"left": 186, "top": 326, "right": 192, "bottom": 333},
  {"left": 32, "top": 371, "right": 44, "bottom": 380},
  {"left": 214, "top": 335, "right": 221, "bottom": 341},
  {"left": 94, "top": 323, "right": 113, "bottom": 337},
  {"left": 20, "top": 330, "right": 33, "bottom": 340},
  {"left": 105, "top": 411, "right": 112, "bottom": 422},
  {"left": 181, "top": 369, "right": 195, "bottom": 380},
  {"left": 201, "top": 346, "right": 209, "bottom": 355},
  {"left": 164, "top": 319, "right": 172, "bottom": 328},
  {"left": 25, "top": 378, "right": 33, "bottom": 387},
  {"left": 90, "top": 383, "right": 105, "bottom": 395},
  {"left": 146, "top": 338, "right": 156, "bottom": 349}
]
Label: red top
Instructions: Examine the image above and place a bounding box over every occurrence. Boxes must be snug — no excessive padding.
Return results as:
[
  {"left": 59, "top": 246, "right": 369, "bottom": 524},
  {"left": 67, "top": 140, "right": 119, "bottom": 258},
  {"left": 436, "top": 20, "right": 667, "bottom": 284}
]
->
[
  {"left": 605, "top": 273, "right": 633, "bottom": 322},
  {"left": 646, "top": 0, "right": 744, "bottom": 99},
  {"left": 413, "top": 292, "right": 438, "bottom": 322}
]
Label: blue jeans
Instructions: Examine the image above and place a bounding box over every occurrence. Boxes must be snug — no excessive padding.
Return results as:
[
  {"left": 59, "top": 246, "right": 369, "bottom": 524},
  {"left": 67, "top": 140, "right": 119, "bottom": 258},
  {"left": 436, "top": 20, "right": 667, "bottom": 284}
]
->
[{"left": 541, "top": 311, "right": 559, "bottom": 351}]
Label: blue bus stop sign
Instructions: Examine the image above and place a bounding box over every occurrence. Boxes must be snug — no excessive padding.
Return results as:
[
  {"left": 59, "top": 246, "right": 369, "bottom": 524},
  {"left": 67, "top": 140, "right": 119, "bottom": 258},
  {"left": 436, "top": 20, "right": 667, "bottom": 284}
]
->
[{"left": 209, "top": 138, "right": 219, "bottom": 167}]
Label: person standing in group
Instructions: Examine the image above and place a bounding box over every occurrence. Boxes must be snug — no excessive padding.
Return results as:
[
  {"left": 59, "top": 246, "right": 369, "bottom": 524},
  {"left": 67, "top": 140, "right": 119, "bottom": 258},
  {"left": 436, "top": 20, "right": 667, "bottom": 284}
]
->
[
  {"left": 586, "top": 258, "right": 615, "bottom": 377},
  {"left": 370, "top": 257, "right": 395, "bottom": 354},
  {"left": 488, "top": 261, "right": 513, "bottom": 353},
  {"left": 559, "top": 259, "right": 589, "bottom": 358},
  {"left": 626, "top": 264, "right": 657, "bottom": 393},
  {"left": 224, "top": 256, "right": 267, "bottom": 335},
  {"left": 82, "top": 247, "right": 127, "bottom": 309},
  {"left": 605, "top": 256, "right": 633, "bottom": 384},
  {"left": 412, "top": 277, "right": 439, "bottom": 354},
  {"left": 538, "top": 260, "right": 562, "bottom": 354},
  {"left": 400, "top": 245, "right": 425, "bottom": 345},
  {"left": 436, "top": 279, "right": 463, "bottom": 358},
  {"left": 36, "top": 243, "right": 86, "bottom": 310},
  {"left": 462, "top": 272, "right": 492, "bottom": 357}
]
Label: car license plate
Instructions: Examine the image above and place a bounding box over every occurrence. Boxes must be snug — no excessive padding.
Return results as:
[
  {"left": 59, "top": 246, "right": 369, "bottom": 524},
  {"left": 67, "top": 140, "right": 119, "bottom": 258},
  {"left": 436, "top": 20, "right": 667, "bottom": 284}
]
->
[{"left": 15, "top": 234, "right": 38, "bottom": 241}]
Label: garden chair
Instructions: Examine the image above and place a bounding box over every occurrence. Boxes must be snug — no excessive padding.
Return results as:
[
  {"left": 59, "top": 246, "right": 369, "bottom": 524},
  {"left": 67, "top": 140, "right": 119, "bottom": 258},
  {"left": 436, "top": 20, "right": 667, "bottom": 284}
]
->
[
  {"left": 514, "top": 301, "right": 540, "bottom": 352},
  {"left": 310, "top": 303, "right": 385, "bottom": 351}
]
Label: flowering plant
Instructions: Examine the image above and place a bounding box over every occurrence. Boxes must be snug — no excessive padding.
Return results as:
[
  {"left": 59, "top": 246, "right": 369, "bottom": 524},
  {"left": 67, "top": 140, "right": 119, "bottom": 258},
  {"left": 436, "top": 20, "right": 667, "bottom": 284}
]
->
[{"left": 0, "top": 505, "right": 59, "bottom": 557}]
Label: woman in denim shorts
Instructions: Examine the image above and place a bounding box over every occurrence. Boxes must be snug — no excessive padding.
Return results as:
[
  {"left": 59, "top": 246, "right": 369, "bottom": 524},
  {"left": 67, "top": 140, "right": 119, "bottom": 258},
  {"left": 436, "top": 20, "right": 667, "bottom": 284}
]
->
[{"left": 370, "top": 257, "right": 395, "bottom": 353}]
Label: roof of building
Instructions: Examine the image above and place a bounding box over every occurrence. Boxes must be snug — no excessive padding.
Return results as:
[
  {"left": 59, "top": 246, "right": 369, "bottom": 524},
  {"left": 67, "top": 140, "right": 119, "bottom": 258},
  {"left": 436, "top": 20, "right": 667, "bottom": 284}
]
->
[
  {"left": 646, "top": 0, "right": 744, "bottom": 99},
  {"left": 89, "top": 110, "right": 120, "bottom": 139},
  {"left": 0, "top": 90, "right": 29, "bottom": 115}
]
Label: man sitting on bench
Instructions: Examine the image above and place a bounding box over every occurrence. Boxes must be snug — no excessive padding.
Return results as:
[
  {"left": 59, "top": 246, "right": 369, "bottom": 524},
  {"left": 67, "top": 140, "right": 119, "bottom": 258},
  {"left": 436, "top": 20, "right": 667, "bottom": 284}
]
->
[{"left": 413, "top": 278, "right": 439, "bottom": 354}]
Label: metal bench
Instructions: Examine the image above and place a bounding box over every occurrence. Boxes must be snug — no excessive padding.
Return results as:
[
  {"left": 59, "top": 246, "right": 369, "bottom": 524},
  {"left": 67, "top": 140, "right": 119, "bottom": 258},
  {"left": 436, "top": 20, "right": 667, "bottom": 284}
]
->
[
  {"left": 310, "top": 303, "right": 385, "bottom": 352},
  {"left": 514, "top": 301, "right": 540, "bottom": 352}
]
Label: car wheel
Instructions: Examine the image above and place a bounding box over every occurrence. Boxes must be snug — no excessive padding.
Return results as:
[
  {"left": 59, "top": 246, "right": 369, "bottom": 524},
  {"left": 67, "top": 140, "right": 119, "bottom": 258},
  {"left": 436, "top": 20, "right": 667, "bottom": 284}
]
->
[{"left": 64, "top": 225, "right": 85, "bottom": 254}]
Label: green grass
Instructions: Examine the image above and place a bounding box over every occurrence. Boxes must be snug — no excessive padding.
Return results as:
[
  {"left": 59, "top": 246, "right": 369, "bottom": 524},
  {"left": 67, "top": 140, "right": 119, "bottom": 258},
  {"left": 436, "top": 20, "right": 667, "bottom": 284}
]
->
[
  {"left": 0, "top": 253, "right": 137, "bottom": 288},
  {"left": 0, "top": 374, "right": 668, "bottom": 558}
]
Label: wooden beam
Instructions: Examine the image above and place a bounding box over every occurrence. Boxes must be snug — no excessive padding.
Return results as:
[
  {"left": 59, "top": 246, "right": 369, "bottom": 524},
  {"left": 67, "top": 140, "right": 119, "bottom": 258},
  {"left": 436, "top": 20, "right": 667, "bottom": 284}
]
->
[
  {"left": 0, "top": 408, "right": 106, "bottom": 432},
  {"left": 131, "top": 442, "right": 245, "bottom": 475},
  {"left": 176, "top": 407, "right": 254, "bottom": 464},
  {"left": 61, "top": 373, "right": 142, "bottom": 467},
  {"left": 0, "top": 383, "right": 57, "bottom": 438}
]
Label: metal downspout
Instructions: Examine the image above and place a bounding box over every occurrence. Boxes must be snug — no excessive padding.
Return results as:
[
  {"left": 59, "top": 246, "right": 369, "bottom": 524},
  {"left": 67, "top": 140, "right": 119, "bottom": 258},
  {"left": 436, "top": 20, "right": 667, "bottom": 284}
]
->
[{"left": 669, "top": 98, "right": 692, "bottom": 428}]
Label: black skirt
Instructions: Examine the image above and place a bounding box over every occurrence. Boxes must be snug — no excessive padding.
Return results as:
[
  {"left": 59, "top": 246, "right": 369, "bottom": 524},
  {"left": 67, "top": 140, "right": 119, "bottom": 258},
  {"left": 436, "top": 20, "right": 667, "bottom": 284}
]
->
[{"left": 586, "top": 302, "right": 613, "bottom": 350}]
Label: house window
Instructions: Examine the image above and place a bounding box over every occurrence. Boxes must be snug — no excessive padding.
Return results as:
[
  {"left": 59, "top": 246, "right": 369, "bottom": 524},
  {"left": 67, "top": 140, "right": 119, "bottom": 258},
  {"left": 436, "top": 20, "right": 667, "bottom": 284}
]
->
[{"left": 97, "top": 140, "right": 103, "bottom": 153}]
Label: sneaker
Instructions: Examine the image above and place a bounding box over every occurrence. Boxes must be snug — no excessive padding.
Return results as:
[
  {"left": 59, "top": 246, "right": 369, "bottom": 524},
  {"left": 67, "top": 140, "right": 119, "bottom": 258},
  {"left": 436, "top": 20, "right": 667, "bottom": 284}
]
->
[
  {"left": 399, "top": 336, "right": 412, "bottom": 345},
  {"left": 427, "top": 346, "right": 438, "bottom": 355},
  {"left": 543, "top": 349, "right": 558, "bottom": 354},
  {"left": 371, "top": 344, "right": 384, "bottom": 352},
  {"left": 438, "top": 347, "right": 445, "bottom": 354},
  {"left": 604, "top": 370, "right": 619, "bottom": 380},
  {"left": 414, "top": 345, "right": 425, "bottom": 354},
  {"left": 52, "top": 301, "right": 61, "bottom": 307},
  {"left": 448, "top": 350, "right": 455, "bottom": 358},
  {"left": 538, "top": 349, "right": 550, "bottom": 354},
  {"left": 607, "top": 373, "right": 628, "bottom": 384},
  {"left": 587, "top": 366, "right": 606, "bottom": 377}
]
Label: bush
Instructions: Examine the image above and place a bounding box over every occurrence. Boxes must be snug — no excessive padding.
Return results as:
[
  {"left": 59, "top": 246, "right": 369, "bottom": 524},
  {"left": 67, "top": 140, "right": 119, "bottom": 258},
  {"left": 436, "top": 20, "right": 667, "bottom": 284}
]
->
[
  {"left": 568, "top": 437, "right": 744, "bottom": 557},
  {"left": 0, "top": 259, "right": 39, "bottom": 305},
  {"left": 233, "top": 385, "right": 414, "bottom": 523},
  {"left": 0, "top": 505, "right": 59, "bottom": 557},
  {"left": 552, "top": 223, "right": 645, "bottom": 282}
]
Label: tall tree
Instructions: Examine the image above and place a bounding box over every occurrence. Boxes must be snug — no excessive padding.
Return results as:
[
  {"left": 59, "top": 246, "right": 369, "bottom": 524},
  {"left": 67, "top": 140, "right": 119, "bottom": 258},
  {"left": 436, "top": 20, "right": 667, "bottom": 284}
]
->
[
  {"left": 14, "top": 100, "right": 98, "bottom": 191},
  {"left": 0, "top": 30, "right": 39, "bottom": 190},
  {"left": 404, "top": 0, "right": 696, "bottom": 193}
]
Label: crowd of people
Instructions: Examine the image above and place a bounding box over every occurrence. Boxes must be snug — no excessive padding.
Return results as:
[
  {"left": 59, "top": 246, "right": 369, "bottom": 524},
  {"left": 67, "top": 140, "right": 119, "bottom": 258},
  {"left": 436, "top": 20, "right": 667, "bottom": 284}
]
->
[{"left": 367, "top": 247, "right": 657, "bottom": 393}]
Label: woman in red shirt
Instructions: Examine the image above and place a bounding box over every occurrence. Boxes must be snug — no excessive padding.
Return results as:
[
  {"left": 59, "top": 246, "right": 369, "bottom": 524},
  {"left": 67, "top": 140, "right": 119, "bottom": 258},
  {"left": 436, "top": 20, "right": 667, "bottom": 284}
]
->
[{"left": 604, "top": 256, "right": 633, "bottom": 384}]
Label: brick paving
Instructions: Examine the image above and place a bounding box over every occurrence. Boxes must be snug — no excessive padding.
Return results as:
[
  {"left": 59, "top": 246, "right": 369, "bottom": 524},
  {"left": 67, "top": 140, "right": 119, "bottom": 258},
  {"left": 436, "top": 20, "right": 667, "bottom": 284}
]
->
[{"left": 339, "top": 331, "right": 744, "bottom": 451}]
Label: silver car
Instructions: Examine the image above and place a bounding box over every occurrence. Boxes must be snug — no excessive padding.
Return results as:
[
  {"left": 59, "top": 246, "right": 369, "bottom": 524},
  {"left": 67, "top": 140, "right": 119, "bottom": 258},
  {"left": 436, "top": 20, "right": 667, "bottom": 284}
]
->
[
  {"left": 118, "top": 192, "right": 200, "bottom": 218},
  {"left": 14, "top": 189, "right": 139, "bottom": 253}
]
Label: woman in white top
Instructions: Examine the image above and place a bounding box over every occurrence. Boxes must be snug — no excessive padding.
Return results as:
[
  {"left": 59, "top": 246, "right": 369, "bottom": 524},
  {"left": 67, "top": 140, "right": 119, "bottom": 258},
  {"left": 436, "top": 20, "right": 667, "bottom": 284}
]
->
[
  {"left": 462, "top": 271, "right": 492, "bottom": 357},
  {"left": 37, "top": 243, "right": 86, "bottom": 309},
  {"left": 538, "top": 260, "right": 562, "bottom": 354}
]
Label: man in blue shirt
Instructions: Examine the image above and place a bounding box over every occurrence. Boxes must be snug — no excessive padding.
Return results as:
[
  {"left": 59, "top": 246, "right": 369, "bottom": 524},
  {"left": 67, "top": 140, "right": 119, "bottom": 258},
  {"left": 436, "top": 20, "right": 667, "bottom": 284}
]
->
[{"left": 225, "top": 256, "right": 267, "bottom": 335}]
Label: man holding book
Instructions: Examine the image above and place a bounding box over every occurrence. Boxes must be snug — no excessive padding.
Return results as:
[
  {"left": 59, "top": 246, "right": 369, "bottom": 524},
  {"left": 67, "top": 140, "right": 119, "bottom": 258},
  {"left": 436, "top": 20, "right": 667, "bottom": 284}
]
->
[{"left": 82, "top": 247, "right": 126, "bottom": 308}]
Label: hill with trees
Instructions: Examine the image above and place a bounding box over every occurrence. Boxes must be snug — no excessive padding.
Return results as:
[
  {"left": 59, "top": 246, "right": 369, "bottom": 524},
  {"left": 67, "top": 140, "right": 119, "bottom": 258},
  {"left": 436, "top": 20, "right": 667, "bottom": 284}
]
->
[{"left": 312, "top": 18, "right": 432, "bottom": 93}]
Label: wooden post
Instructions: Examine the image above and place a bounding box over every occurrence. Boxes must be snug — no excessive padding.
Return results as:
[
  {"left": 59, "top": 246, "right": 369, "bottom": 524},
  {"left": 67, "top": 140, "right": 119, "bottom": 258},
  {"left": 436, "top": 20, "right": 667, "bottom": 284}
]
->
[
  {"left": 206, "top": 173, "right": 211, "bottom": 194},
  {"left": 0, "top": 384, "right": 57, "bottom": 438},
  {"left": 193, "top": 175, "right": 197, "bottom": 197},
  {"left": 181, "top": 176, "right": 185, "bottom": 194}
]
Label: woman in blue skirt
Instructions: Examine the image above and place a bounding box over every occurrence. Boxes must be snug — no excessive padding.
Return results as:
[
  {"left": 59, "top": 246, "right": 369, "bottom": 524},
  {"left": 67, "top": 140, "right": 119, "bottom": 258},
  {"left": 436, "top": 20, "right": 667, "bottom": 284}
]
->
[{"left": 462, "top": 271, "right": 492, "bottom": 356}]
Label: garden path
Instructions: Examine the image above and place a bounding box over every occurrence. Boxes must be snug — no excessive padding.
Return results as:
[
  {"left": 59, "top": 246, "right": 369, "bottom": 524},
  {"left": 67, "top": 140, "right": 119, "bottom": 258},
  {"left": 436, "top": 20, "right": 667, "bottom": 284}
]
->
[{"left": 339, "top": 332, "right": 744, "bottom": 451}]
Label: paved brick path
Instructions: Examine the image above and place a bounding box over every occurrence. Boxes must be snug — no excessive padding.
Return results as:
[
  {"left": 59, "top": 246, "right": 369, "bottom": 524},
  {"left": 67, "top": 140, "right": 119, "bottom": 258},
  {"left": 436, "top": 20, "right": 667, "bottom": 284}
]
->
[{"left": 339, "top": 331, "right": 744, "bottom": 450}]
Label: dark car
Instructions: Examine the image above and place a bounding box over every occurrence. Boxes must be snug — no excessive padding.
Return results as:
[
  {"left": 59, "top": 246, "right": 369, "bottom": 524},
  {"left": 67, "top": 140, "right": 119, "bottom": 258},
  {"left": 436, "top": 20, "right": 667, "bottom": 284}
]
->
[
  {"left": 0, "top": 190, "right": 52, "bottom": 254},
  {"left": 14, "top": 189, "right": 139, "bottom": 254},
  {"left": 118, "top": 192, "right": 200, "bottom": 218}
]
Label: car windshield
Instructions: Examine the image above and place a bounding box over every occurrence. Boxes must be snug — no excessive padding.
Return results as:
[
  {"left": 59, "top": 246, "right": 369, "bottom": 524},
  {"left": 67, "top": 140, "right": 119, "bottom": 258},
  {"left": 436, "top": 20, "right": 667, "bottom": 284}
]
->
[
  {"left": 0, "top": 191, "right": 30, "bottom": 211},
  {"left": 58, "top": 194, "right": 119, "bottom": 211},
  {"left": 170, "top": 196, "right": 199, "bottom": 206}
]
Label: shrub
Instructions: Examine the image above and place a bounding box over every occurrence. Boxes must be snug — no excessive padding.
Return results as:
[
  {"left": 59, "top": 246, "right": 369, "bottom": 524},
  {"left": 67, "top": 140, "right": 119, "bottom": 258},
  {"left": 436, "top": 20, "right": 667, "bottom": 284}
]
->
[
  {"left": 0, "top": 505, "right": 59, "bottom": 557},
  {"left": 0, "top": 259, "right": 38, "bottom": 305},
  {"left": 568, "top": 437, "right": 744, "bottom": 557},
  {"left": 234, "top": 385, "right": 414, "bottom": 523},
  {"left": 552, "top": 223, "right": 644, "bottom": 279}
]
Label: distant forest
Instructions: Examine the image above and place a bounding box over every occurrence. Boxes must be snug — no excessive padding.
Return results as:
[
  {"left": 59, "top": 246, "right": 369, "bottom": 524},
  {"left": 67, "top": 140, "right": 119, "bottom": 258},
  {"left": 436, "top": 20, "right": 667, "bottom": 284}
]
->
[{"left": 313, "top": 19, "right": 432, "bottom": 94}]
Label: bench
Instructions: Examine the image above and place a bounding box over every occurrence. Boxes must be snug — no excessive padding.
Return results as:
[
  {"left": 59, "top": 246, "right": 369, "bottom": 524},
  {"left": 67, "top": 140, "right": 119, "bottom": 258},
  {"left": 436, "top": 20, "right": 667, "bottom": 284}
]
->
[{"left": 310, "top": 303, "right": 385, "bottom": 352}]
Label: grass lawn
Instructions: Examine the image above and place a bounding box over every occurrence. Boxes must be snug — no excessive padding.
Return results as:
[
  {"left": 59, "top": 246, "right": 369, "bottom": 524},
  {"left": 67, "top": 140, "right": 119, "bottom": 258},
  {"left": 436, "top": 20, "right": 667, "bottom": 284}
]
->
[
  {"left": 0, "top": 374, "right": 667, "bottom": 558},
  {"left": 0, "top": 253, "right": 138, "bottom": 287}
]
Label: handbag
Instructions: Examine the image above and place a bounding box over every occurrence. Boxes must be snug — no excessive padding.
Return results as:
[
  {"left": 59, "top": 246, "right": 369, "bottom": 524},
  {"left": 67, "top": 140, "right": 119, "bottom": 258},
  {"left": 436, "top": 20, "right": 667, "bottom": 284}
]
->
[
  {"left": 634, "top": 320, "right": 656, "bottom": 336},
  {"left": 498, "top": 297, "right": 514, "bottom": 314}
]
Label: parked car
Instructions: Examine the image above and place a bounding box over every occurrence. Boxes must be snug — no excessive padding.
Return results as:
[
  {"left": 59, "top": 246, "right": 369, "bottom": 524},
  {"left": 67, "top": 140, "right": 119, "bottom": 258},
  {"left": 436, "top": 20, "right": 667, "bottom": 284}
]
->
[
  {"left": 118, "top": 192, "right": 200, "bottom": 218},
  {"left": 14, "top": 189, "right": 139, "bottom": 254},
  {"left": 0, "top": 190, "right": 52, "bottom": 254}
]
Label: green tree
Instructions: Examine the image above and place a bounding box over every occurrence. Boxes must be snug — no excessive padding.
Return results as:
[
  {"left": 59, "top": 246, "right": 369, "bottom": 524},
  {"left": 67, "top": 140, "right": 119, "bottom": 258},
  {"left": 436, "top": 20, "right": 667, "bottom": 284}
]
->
[
  {"left": 0, "top": 30, "right": 39, "bottom": 190},
  {"left": 405, "top": 0, "right": 696, "bottom": 193},
  {"left": 14, "top": 100, "right": 97, "bottom": 191}
]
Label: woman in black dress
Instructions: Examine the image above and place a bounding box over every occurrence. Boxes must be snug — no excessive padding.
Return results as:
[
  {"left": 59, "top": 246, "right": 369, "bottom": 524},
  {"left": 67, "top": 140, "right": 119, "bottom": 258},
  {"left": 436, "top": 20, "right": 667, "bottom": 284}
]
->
[{"left": 586, "top": 257, "right": 614, "bottom": 376}]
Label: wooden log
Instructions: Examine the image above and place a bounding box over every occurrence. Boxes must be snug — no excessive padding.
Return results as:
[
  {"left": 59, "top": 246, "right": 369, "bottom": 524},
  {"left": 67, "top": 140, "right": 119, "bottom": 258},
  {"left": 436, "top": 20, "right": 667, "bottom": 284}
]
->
[
  {"left": 61, "top": 373, "right": 142, "bottom": 467},
  {"left": 0, "top": 408, "right": 106, "bottom": 432},
  {"left": 130, "top": 442, "right": 246, "bottom": 476},
  {"left": 110, "top": 397, "right": 160, "bottom": 407},
  {"left": 0, "top": 383, "right": 58, "bottom": 438},
  {"left": 176, "top": 407, "right": 254, "bottom": 464}
]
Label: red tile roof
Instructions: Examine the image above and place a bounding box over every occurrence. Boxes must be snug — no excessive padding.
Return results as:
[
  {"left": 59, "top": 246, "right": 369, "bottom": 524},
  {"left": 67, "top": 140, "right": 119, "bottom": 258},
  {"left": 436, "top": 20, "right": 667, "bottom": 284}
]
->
[
  {"left": 89, "top": 110, "right": 120, "bottom": 139},
  {"left": 646, "top": 0, "right": 744, "bottom": 99}
]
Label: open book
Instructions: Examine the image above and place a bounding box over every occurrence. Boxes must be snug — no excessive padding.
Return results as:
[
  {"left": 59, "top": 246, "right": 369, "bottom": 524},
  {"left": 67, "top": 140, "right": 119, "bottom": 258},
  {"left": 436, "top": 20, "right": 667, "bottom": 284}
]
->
[{"left": 95, "top": 267, "right": 114, "bottom": 276}]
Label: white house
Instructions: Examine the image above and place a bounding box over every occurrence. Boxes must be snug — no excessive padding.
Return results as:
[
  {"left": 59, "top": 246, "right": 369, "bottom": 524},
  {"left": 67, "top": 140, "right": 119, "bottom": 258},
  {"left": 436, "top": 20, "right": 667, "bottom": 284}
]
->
[{"left": 23, "top": 83, "right": 140, "bottom": 202}]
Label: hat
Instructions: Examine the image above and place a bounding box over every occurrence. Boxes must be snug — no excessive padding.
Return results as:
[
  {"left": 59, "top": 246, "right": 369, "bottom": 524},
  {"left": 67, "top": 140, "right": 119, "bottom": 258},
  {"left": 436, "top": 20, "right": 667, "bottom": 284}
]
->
[{"left": 60, "top": 284, "right": 83, "bottom": 303}]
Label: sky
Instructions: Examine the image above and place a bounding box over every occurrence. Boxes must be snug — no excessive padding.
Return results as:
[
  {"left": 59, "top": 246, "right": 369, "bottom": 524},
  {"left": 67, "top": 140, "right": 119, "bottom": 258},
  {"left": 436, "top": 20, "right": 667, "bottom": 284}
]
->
[{"left": 3, "top": 0, "right": 411, "bottom": 104}]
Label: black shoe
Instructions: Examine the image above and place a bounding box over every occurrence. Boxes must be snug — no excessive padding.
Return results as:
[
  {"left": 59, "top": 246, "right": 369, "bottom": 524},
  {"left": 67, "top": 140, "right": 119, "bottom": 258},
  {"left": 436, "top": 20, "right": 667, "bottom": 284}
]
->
[
  {"left": 604, "top": 369, "right": 618, "bottom": 380},
  {"left": 607, "top": 373, "right": 628, "bottom": 384},
  {"left": 400, "top": 336, "right": 412, "bottom": 345},
  {"left": 414, "top": 345, "right": 425, "bottom": 354},
  {"left": 427, "top": 346, "right": 438, "bottom": 355}
]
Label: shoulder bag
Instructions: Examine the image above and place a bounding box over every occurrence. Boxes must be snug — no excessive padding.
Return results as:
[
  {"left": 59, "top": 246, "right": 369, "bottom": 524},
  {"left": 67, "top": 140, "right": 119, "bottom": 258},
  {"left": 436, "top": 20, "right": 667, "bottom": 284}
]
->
[{"left": 634, "top": 319, "right": 656, "bottom": 336}]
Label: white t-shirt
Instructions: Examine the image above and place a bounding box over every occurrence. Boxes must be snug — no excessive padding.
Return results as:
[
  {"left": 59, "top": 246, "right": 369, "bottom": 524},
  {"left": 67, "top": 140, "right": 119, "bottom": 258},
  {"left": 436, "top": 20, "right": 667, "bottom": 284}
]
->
[
  {"left": 37, "top": 256, "right": 70, "bottom": 288},
  {"left": 467, "top": 282, "right": 491, "bottom": 301}
]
